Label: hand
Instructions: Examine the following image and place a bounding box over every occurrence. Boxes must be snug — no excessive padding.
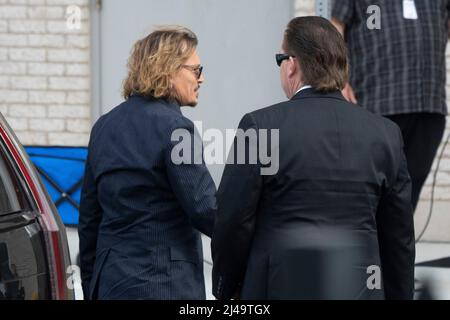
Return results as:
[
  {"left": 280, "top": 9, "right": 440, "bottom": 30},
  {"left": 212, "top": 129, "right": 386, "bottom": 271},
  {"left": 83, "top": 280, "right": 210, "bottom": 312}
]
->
[{"left": 342, "top": 83, "right": 357, "bottom": 104}]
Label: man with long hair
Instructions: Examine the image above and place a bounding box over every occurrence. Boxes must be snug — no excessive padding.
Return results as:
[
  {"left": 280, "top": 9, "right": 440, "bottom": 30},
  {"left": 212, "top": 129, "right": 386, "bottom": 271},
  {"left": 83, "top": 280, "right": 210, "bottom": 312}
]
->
[
  {"left": 79, "top": 26, "right": 216, "bottom": 300},
  {"left": 212, "top": 17, "right": 415, "bottom": 300}
]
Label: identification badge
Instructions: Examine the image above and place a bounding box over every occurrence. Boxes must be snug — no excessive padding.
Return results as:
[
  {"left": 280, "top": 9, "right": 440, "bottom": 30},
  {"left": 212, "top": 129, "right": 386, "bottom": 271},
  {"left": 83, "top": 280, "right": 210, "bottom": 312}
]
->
[{"left": 403, "top": 0, "right": 418, "bottom": 20}]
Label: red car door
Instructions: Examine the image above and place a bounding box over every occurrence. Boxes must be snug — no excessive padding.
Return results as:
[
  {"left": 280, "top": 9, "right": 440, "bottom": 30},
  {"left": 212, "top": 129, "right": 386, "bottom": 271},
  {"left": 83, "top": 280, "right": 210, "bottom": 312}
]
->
[{"left": 0, "top": 114, "right": 74, "bottom": 300}]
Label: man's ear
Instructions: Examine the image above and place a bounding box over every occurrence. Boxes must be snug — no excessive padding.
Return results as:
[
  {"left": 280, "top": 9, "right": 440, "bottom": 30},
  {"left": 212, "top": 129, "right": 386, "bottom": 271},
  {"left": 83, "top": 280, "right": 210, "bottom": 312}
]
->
[{"left": 287, "top": 57, "right": 297, "bottom": 79}]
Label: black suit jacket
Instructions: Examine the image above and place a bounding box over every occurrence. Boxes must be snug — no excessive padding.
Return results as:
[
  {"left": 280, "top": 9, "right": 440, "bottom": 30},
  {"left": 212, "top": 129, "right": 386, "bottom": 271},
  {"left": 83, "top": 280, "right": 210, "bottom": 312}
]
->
[
  {"left": 78, "top": 95, "right": 216, "bottom": 299},
  {"left": 212, "top": 89, "right": 415, "bottom": 300}
]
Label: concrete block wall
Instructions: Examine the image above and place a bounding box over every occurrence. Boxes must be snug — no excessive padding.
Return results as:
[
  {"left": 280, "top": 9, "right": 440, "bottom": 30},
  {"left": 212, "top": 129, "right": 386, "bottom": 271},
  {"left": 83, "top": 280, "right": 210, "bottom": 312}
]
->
[{"left": 0, "top": 0, "right": 90, "bottom": 146}]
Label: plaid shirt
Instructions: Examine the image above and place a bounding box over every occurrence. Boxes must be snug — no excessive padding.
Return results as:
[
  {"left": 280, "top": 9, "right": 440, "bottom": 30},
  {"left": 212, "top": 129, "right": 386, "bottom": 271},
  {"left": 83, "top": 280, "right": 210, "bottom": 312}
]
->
[{"left": 333, "top": 0, "right": 450, "bottom": 116}]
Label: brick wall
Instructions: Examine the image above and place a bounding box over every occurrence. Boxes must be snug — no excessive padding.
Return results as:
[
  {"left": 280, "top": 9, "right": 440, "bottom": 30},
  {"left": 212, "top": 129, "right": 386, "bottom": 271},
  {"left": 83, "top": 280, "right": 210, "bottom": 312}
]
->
[
  {"left": 296, "top": 0, "right": 450, "bottom": 241},
  {"left": 0, "top": 0, "right": 90, "bottom": 146}
]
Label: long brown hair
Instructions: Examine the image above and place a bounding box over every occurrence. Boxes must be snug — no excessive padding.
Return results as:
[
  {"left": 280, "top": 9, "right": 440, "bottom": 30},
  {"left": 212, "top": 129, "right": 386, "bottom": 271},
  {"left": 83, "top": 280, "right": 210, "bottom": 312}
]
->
[
  {"left": 283, "top": 16, "right": 349, "bottom": 92},
  {"left": 123, "top": 25, "right": 198, "bottom": 100}
]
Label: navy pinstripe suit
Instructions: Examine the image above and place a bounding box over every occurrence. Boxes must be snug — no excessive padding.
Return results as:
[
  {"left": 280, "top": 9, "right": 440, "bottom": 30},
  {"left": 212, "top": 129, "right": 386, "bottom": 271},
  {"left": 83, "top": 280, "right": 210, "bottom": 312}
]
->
[{"left": 78, "top": 94, "right": 216, "bottom": 300}]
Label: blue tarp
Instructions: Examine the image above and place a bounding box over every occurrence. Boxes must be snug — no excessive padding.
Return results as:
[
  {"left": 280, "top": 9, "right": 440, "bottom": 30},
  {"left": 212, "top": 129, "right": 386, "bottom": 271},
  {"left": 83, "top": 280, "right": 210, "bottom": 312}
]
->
[{"left": 24, "top": 146, "right": 87, "bottom": 226}]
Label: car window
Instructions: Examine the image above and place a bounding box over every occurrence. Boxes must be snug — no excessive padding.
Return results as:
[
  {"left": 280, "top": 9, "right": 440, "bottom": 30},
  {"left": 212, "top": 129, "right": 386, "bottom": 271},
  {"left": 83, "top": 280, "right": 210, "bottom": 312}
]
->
[{"left": 0, "top": 144, "right": 32, "bottom": 215}]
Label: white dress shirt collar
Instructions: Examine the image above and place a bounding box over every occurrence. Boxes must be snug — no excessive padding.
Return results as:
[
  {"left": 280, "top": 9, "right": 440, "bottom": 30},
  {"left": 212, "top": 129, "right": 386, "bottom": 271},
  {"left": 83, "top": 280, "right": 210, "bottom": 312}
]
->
[{"left": 294, "top": 85, "right": 313, "bottom": 96}]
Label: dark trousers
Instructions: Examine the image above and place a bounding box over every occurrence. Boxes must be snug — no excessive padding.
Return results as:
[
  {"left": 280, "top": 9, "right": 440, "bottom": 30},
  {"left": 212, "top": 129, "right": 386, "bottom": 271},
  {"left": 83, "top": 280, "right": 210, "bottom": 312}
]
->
[{"left": 385, "top": 113, "right": 446, "bottom": 211}]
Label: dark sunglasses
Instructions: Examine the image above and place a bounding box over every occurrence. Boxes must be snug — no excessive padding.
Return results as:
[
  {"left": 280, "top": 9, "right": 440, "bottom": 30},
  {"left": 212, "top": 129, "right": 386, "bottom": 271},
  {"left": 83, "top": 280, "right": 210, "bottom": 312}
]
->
[
  {"left": 275, "top": 53, "right": 295, "bottom": 67},
  {"left": 182, "top": 65, "right": 203, "bottom": 79}
]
